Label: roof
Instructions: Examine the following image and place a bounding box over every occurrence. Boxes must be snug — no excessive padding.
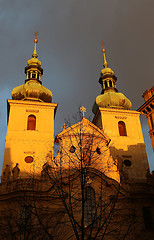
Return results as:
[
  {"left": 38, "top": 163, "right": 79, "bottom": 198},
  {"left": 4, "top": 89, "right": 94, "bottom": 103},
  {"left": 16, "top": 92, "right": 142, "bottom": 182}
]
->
[{"left": 55, "top": 117, "right": 110, "bottom": 145}]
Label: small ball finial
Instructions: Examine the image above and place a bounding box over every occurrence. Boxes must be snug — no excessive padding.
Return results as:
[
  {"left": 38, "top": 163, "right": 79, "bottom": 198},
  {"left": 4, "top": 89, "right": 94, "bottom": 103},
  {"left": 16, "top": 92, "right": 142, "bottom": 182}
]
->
[
  {"left": 101, "top": 40, "right": 108, "bottom": 68},
  {"left": 34, "top": 32, "right": 38, "bottom": 43},
  {"left": 32, "top": 32, "right": 39, "bottom": 58},
  {"left": 102, "top": 41, "right": 106, "bottom": 53}
]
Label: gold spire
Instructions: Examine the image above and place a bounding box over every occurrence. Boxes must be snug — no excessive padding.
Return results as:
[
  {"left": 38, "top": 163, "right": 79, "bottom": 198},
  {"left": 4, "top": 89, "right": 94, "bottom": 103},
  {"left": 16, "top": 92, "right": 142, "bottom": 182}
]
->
[
  {"left": 102, "top": 41, "right": 108, "bottom": 68},
  {"left": 32, "top": 32, "right": 38, "bottom": 58},
  {"left": 27, "top": 33, "right": 41, "bottom": 66},
  {"left": 101, "top": 41, "right": 114, "bottom": 75}
]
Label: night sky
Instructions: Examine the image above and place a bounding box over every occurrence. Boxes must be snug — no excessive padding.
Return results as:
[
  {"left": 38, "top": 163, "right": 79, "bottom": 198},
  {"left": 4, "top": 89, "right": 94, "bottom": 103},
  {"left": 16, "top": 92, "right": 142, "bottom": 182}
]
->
[{"left": 0, "top": 0, "right": 153, "bottom": 172}]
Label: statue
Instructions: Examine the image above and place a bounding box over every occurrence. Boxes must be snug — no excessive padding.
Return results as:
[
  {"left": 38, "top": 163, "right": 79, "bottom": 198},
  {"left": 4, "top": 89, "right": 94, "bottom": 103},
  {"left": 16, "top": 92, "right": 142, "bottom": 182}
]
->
[
  {"left": 12, "top": 163, "right": 20, "bottom": 180},
  {"left": 1, "top": 164, "right": 11, "bottom": 183}
]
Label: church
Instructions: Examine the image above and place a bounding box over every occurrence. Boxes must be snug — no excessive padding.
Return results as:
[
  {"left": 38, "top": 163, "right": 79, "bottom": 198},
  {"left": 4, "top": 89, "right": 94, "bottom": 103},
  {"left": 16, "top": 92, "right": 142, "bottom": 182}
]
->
[{"left": 0, "top": 36, "right": 153, "bottom": 240}]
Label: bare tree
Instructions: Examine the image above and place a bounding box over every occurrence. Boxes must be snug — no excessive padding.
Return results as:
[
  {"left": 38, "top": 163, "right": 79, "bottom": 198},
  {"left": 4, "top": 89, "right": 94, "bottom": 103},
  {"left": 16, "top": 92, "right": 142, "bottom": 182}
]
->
[
  {"left": 0, "top": 116, "right": 148, "bottom": 240},
  {"left": 38, "top": 116, "right": 139, "bottom": 240}
]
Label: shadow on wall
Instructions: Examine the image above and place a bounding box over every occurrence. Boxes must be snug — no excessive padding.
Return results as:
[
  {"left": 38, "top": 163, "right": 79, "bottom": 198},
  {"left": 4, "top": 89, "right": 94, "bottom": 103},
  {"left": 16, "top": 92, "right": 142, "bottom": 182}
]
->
[
  {"left": 1, "top": 147, "right": 18, "bottom": 183},
  {"left": 1, "top": 147, "right": 11, "bottom": 182},
  {"left": 109, "top": 143, "right": 150, "bottom": 181}
]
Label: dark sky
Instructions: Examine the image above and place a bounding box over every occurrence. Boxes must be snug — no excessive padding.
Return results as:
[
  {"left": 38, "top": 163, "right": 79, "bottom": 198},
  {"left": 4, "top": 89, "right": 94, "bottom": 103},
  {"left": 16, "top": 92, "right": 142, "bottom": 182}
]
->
[{"left": 0, "top": 0, "right": 153, "bottom": 172}]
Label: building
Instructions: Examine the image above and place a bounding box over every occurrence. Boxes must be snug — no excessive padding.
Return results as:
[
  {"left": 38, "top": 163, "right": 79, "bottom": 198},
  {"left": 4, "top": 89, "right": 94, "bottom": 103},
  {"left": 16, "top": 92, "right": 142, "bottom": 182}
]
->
[
  {"left": 138, "top": 86, "right": 154, "bottom": 151},
  {"left": 0, "top": 38, "right": 154, "bottom": 240},
  {"left": 2, "top": 36, "right": 57, "bottom": 178}
]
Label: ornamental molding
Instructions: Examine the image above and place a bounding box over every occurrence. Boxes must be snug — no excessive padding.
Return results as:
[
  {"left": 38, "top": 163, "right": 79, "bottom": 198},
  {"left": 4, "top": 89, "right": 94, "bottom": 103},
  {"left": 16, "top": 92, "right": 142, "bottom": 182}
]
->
[
  {"left": 26, "top": 109, "right": 39, "bottom": 113},
  {"left": 122, "top": 155, "right": 132, "bottom": 158},
  {"left": 115, "top": 116, "right": 127, "bottom": 119},
  {"left": 24, "top": 151, "right": 35, "bottom": 154}
]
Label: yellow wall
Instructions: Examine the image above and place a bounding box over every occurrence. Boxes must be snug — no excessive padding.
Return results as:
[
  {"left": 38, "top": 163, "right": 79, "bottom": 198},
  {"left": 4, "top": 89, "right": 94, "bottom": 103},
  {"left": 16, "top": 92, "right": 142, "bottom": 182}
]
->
[
  {"left": 3, "top": 99, "right": 57, "bottom": 177},
  {"left": 55, "top": 118, "right": 120, "bottom": 182},
  {"left": 93, "top": 108, "right": 149, "bottom": 180}
]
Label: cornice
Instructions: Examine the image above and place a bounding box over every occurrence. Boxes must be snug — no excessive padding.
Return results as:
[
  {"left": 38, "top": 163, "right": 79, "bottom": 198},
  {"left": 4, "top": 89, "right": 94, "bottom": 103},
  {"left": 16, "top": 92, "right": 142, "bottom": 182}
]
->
[
  {"left": 7, "top": 99, "right": 58, "bottom": 108},
  {"left": 99, "top": 107, "right": 141, "bottom": 116}
]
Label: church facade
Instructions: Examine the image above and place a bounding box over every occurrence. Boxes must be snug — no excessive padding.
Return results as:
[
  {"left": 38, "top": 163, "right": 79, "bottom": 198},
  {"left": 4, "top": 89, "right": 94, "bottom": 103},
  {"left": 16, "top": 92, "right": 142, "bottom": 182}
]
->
[{"left": 0, "top": 38, "right": 154, "bottom": 240}]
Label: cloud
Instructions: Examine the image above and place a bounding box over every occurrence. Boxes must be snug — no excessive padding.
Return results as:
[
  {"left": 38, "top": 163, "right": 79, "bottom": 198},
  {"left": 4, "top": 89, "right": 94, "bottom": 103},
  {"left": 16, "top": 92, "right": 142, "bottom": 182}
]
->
[{"left": 0, "top": 0, "right": 153, "bottom": 172}]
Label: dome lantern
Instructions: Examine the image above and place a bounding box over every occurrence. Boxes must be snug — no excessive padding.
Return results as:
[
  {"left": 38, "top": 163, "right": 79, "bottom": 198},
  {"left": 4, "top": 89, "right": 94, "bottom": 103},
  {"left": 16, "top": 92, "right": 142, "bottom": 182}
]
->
[
  {"left": 12, "top": 35, "right": 52, "bottom": 103},
  {"left": 25, "top": 33, "right": 43, "bottom": 83},
  {"left": 99, "top": 42, "right": 117, "bottom": 94},
  {"left": 92, "top": 43, "right": 132, "bottom": 114}
]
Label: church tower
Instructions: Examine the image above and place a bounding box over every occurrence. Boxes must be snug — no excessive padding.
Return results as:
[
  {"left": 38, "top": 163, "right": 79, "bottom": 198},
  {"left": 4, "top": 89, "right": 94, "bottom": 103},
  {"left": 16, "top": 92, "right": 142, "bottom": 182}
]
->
[
  {"left": 92, "top": 45, "right": 149, "bottom": 181},
  {"left": 2, "top": 36, "right": 57, "bottom": 178}
]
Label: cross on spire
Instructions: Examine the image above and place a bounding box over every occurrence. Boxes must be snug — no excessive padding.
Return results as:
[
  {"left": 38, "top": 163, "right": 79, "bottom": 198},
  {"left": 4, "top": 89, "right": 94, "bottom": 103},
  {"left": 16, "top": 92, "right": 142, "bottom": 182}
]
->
[{"left": 80, "top": 106, "right": 86, "bottom": 118}]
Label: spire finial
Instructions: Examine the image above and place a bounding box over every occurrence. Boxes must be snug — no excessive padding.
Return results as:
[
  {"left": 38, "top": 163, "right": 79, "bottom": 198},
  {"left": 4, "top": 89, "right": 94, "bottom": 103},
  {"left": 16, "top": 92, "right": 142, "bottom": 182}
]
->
[
  {"left": 102, "top": 41, "right": 108, "bottom": 68},
  {"left": 80, "top": 106, "right": 86, "bottom": 118},
  {"left": 61, "top": 123, "right": 68, "bottom": 131},
  {"left": 32, "top": 32, "right": 39, "bottom": 58}
]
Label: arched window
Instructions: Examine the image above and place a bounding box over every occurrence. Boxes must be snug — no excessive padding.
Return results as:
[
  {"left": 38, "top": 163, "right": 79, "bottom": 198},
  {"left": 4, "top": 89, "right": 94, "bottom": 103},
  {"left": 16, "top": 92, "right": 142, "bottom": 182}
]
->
[
  {"left": 105, "top": 81, "right": 108, "bottom": 88},
  {"left": 109, "top": 80, "right": 112, "bottom": 87},
  {"left": 28, "top": 71, "right": 30, "bottom": 79},
  {"left": 27, "top": 115, "right": 36, "bottom": 130},
  {"left": 20, "top": 205, "right": 32, "bottom": 231},
  {"left": 32, "top": 71, "right": 36, "bottom": 79},
  {"left": 84, "top": 187, "right": 96, "bottom": 226},
  {"left": 37, "top": 73, "right": 39, "bottom": 80},
  {"left": 118, "top": 121, "right": 127, "bottom": 136}
]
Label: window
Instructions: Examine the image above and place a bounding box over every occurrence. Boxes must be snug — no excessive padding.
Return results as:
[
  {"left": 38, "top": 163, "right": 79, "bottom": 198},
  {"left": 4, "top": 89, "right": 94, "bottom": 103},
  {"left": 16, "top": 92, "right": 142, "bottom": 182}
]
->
[
  {"left": 150, "top": 114, "right": 154, "bottom": 129},
  {"left": 109, "top": 80, "right": 112, "bottom": 87},
  {"left": 27, "top": 115, "right": 36, "bottom": 130},
  {"left": 20, "top": 205, "right": 32, "bottom": 232},
  {"left": 105, "top": 81, "right": 108, "bottom": 88},
  {"left": 118, "top": 121, "right": 127, "bottom": 136},
  {"left": 69, "top": 146, "right": 76, "bottom": 153},
  {"left": 37, "top": 73, "right": 39, "bottom": 80},
  {"left": 142, "top": 207, "right": 153, "bottom": 230},
  {"left": 84, "top": 187, "right": 96, "bottom": 226},
  {"left": 25, "top": 156, "right": 34, "bottom": 163},
  {"left": 28, "top": 71, "right": 30, "bottom": 79},
  {"left": 123, "top": 159, "right": 132, "bottom": 167},
  {"left": 96, "top": 147, "right": 101, "bottom": 155},
  {"left": 32, "top": 71, "right": 36, "bottom": 79}
]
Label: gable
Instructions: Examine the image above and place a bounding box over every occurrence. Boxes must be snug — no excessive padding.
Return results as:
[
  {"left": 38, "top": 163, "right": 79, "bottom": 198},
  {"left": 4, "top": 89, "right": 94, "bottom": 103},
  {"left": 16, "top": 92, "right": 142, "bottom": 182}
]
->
[{"left": 56, "top": 117, "right": 110, "bottom": 144}]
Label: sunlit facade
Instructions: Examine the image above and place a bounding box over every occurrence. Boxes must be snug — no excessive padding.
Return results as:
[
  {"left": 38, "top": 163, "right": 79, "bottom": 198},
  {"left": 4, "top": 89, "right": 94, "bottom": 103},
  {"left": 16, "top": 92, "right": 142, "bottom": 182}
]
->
[{"left": 0, "top": 39, "right": 154, "bottom": 240}]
